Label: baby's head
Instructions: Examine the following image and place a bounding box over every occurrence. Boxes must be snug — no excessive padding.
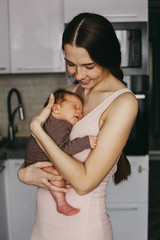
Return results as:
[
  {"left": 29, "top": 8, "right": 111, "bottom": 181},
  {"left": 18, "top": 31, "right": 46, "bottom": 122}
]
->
[{"left": 45, "top": 88, "right": 83, "bottom": 125}]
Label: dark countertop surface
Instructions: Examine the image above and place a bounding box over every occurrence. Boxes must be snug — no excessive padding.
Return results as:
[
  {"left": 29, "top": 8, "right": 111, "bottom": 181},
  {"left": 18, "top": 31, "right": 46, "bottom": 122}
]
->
[
  {"left": 0, "top": 138, "right": 29, "bottom": 160},
  {"left": 0, "top": 137, "right": 150, "bottom": 161}
]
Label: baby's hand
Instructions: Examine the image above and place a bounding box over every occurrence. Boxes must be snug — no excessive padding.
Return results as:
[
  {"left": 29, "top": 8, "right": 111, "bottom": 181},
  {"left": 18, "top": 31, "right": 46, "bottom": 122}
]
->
[{"left": 89, "top": 136, "right": 97, "bottom": 149}]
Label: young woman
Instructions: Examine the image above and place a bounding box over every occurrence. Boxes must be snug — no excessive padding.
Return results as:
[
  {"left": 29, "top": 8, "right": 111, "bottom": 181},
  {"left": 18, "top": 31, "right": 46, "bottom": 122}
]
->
[{"left": 18, "top": 13, "right": 138, "bottom": 240}]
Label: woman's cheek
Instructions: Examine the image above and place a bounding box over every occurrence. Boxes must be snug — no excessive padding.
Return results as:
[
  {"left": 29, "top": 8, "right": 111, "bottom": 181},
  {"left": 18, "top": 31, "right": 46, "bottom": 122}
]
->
[{"left": 66, "top": 66, "right": 74, "bottom": 75}]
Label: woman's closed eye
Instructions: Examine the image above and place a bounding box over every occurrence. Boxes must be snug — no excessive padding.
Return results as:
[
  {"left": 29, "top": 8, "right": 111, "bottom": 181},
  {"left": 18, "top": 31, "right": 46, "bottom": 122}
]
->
[
  {"left": 65, "top": 59, "right": 75, "bottom": 67},
  {"left": 85, "top": 64, "right": 95, "bottom": 70},
  {"left": 66, "top": 62, "right": 75, "bottom": 67},
  {"left": 65, "top": 58, "right": 95, "bottom": 70}
]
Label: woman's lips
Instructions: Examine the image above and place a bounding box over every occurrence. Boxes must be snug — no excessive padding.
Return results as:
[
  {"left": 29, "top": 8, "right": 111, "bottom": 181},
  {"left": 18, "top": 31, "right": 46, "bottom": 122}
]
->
[{"left": 79, "top": 79, "right": 91, "bottom": 85}]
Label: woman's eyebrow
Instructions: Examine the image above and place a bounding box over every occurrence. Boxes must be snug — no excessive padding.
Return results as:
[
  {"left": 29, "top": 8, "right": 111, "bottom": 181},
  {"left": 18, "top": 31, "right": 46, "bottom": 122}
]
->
[
  {"left": 64, "top": 57, "right": 94, "bottom": 66},
  {"left": 64, "top": 58, "right": 74, "bottom": 64}
]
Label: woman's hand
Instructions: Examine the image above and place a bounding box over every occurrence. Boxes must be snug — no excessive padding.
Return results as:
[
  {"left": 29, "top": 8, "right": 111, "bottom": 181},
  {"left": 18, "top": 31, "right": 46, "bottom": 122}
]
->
[
  {"left": 30, "top": 93, "right": 55, "bottom": 131},
  {"left": 17, "top": 161, "right": 68, "bottom": 192}
]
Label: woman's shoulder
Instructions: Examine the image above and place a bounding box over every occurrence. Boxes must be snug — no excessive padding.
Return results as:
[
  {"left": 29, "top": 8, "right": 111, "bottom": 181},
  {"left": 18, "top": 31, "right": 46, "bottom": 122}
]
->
[
  {"left": 99, "top": 89, "right": 138, "bottom": 133},
  {"left": 102, "top": 88, "right": 138, "bottom": 122},
  {"left": 109, "top": 89, "right": 138, "bottom": 118},
  {"left": 118, "top": 88, "right": 138, "bottom": 106},
  {"left": 103, "top": 86, "right": 137, "bottom": 107}
]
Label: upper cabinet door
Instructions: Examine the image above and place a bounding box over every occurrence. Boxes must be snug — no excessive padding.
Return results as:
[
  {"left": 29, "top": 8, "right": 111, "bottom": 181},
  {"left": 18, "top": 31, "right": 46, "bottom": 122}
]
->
[
  {"left": 64, "top": 0, "right": 148, "bottom": 23},
  {"left": 0, "top": 0, "right": 10, "bottom": 73},
  {"left": 9, "top": 0, "right": 65, "bottom": 73}
]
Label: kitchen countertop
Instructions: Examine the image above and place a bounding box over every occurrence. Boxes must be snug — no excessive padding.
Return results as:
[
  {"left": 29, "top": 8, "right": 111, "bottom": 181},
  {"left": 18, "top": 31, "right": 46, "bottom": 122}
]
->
[
  {"left": 0, "top": 138, "right": 29, "bottom": 160},
  {"left": 0, "top": 137, "right": 150, "bottom": 161}
]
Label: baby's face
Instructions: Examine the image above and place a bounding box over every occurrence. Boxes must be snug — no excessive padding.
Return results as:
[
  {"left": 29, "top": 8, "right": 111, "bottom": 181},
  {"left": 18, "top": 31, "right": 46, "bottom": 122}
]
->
[{"left": 58, "top": 94, "right": 83, "bottom": 125}]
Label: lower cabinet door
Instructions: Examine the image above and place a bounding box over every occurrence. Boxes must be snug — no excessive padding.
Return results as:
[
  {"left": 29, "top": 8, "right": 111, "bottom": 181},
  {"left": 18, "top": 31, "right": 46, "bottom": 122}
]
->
[
  {"left": 107, "top": 202, "right": 148, "bottom": 240},
  {"left": 0, "top": 161, "right": 9, "bottom": 240},
  {"left": 5, "top": 159, "right": 37, "bottom": 240},
  {"left": 107, "top": 156, "right": 149, "bottom": 203}
]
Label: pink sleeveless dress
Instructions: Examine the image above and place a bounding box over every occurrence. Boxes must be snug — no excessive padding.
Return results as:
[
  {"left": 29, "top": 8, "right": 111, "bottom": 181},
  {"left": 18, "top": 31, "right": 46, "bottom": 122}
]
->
[{"left": 30, "top": 88, "right": 132, "bottom": 240}]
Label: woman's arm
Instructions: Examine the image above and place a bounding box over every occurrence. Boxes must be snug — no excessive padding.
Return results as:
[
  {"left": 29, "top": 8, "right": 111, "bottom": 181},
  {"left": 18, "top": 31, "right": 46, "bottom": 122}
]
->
[
  {"left": 30, "top": 93, "right": 138, "bottom": 195},
  {"left": 17, "top": 161, "right": 68, "bottom": 192}
]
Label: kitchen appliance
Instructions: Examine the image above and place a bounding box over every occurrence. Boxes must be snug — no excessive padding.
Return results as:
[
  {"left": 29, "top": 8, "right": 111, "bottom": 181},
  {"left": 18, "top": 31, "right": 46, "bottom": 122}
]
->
[
  {"left": 115, "top": 29, "right": 142, "bottom": 68},
  {"left": 112, "top": 22, "right": 149, "bottom": 155},
  {"left": 124, "top": 75, "right": 149, "bottom": 155},
  {"left": 112, "top": 22, "right": 148, "bottom": 75}
]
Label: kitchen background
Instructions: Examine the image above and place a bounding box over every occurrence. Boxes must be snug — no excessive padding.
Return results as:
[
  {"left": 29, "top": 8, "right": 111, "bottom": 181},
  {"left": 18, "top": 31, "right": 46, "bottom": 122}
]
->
[
  {"left": 0, "top": 73, "right": 66, "bottom": 138},
  {"left": 0, "top": 0, "right": 160, "bottom": 240}
]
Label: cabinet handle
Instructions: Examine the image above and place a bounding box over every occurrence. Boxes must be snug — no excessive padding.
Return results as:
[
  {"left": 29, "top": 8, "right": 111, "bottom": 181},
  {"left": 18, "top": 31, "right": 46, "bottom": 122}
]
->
[
  {"left": 0, "top": 67, "right": 7, "bottom": 70},
  {"left": 108, "top": 206, "right": 138, "bottom": 211},
  {"left": 0, "top": 165, "right": 5, "bottom": 173},
  {"left": 17, "top": 67, "right": 62, "bottom": 70},
  {"left": 138, "top": 165, "right": 149, "bottom": 173},
  {"left": 135, "top": 94, "right": 146, "bottom": 99},
  {"left": 103, "top": 14, "right": 138, "bottom": 18},
  {"left": 14, "top": 162, "right": 23, "bottom": 166}
]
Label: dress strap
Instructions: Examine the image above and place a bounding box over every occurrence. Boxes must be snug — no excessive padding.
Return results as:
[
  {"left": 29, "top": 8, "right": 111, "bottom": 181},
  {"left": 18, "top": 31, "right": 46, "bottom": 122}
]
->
[
  {"left": 72, "top": 84, "right": 80, "bottom": 93},
  {"left": 95, "top": 88, "right": 133, "bottom": 113},
  {"left": 83, "top": 88, "right": 134, "bottom": 120}
]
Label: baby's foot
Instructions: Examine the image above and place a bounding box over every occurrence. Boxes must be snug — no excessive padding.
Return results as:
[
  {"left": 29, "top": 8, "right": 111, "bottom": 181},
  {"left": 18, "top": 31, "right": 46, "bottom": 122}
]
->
[{"left": 57, "top": 202, "right": 80, "bottom": 216}]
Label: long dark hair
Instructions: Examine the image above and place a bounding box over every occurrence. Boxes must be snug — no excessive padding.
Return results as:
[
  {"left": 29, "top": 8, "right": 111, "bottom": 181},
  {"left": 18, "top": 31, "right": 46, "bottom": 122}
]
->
[
  {"left": 62, "top": 12, "right": 123, "bottom": 81},
  {"left": 62, "top": 12, "right": 131, "bottom": 184}
]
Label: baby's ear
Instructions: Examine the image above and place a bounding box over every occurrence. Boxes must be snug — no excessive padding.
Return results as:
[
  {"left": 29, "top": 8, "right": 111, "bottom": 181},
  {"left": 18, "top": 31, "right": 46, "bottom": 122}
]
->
[{"left": 52, "top": 104, "right": 60, "bottom": 113}]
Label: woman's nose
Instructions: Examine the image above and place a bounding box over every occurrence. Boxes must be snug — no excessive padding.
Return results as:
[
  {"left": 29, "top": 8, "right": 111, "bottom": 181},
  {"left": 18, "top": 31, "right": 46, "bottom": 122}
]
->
[{"left": 74, "top": 67, "right": 86, "bottom": 80}]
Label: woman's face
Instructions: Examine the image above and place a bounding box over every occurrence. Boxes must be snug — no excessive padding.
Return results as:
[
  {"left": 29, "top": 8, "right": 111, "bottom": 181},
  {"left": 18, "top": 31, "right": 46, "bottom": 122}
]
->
[{"left": 64, "top": 44, "right": 108, "bottom": 89}]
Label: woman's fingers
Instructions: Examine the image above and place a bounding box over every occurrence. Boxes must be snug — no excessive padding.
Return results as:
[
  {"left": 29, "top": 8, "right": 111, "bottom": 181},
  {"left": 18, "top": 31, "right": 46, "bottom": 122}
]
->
[
  {"left": 50, "top": 185, "right": 68, "bottom": 193},
  {"left": 43, "top": 166, "right": 60, "bottom": 176},
  {"left": 41, "top": 178, "right": 68, "bottom": 192},
  {"left": 30, "top": 93, "right": 55, "bottom": 130},
  {"left": 18, "top": 162, "right": 63, "bottom": 189},
  {"left": 35, "top": 161, "right": 54, "bottom": 168},
  {"left": 48, "top": 93, "right": 55, "bottom": 107},
  {"left": 66, "top": 184, "right": 72, "bottom": 189},
  {"left": 38, "top": 93, "right": 55, "bottom": 125}
]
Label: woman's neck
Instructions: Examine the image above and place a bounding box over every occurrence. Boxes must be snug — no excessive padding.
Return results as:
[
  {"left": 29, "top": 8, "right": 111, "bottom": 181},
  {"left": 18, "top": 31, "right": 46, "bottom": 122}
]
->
[
  {"left": 83, "top": 74, "right": 122, "bottom": 95},
  {"left": 80, "top": 75, "right": 126, "bottom": 116}
]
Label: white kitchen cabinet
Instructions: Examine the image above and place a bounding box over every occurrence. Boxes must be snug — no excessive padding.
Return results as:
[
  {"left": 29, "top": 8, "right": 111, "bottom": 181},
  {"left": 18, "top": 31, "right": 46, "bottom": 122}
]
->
[
  {"left": 107, "top": 155, "right": 149, "bottom": 203},
  {"left": 108, "top": 203, "right": 148, "bottom": 240},
  {"left": 4, "top": 159, "right": 37, "bottom": 240},
  {"left": 0, "top": 0, "right": 10, "bottom": 73},
  {"left": 0, "top": 161, "right": 9, "bottom": 240},
  {"left": 9, "top": 0, "right": 65, "bottom": 73},
  {"left": 64, "top": 0, "right": 148, "bottom": 23},
  {"left": 107, "top": 155, "right": 149, "bottom": 240}
]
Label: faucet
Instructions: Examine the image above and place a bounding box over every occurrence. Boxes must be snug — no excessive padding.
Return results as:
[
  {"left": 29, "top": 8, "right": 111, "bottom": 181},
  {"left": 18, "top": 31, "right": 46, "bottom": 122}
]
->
[{"left": 7, "top": 88, "right": 25, "bottom": 141}]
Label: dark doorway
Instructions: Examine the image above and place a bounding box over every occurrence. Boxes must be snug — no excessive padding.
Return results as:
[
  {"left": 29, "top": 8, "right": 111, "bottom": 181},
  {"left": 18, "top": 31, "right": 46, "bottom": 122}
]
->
[{"left": 148, "top": 1, "right": 160, "bottom": 239}]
